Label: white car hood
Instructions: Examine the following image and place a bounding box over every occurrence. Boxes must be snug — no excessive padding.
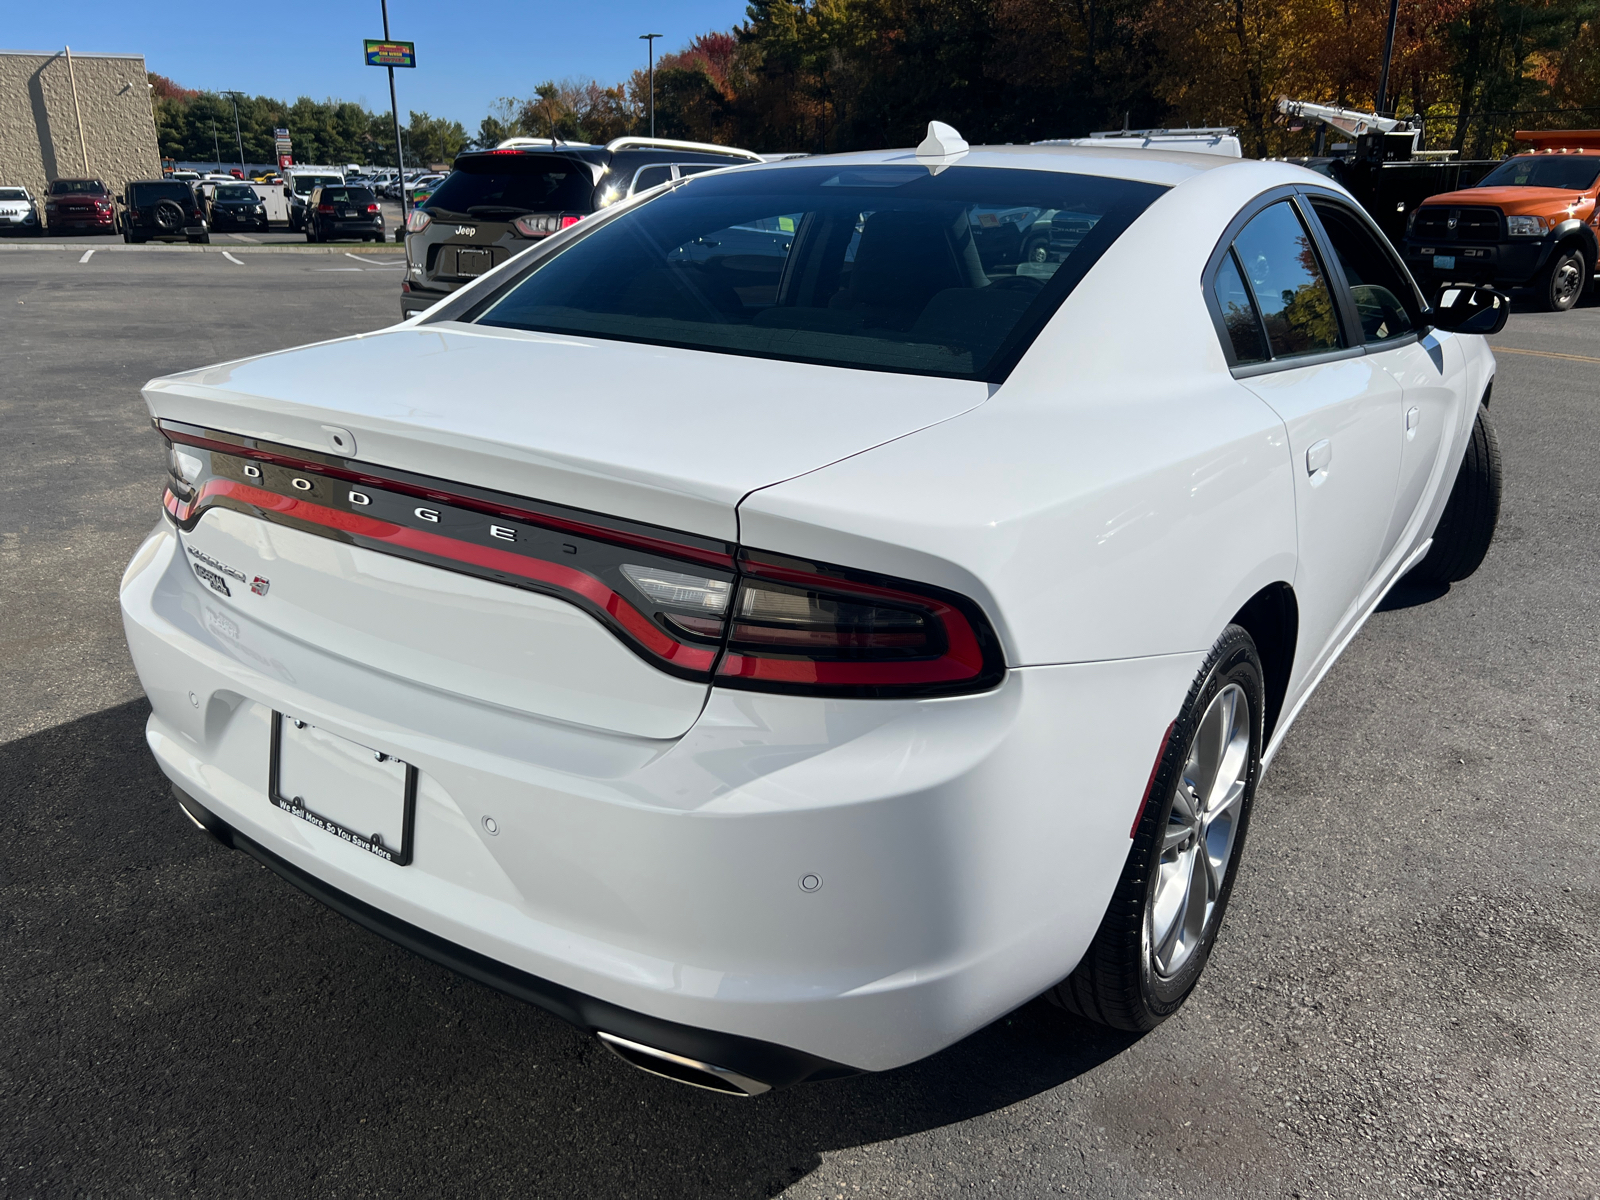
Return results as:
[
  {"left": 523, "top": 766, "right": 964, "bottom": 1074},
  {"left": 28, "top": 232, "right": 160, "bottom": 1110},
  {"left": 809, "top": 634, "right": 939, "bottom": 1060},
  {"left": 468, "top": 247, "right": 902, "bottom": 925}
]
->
[{"left": 142, "top": 321, "right": 989, "bottom": 540}]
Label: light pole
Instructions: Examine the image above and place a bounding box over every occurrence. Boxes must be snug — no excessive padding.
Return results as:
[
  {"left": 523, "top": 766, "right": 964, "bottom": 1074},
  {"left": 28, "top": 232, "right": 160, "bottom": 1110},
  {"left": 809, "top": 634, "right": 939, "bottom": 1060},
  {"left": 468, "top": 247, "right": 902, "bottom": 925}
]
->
[
  {"left": 639, "top": 33, "right": 662, "bottom": 138},
  {"left": 382, "top": 0, "right": 410, "bottom": 232},
  {"left": 211, "top": 120, "right": 221, "bottom": 171},
  {"left": 1375, "top": 0, "right": 1401, "bottom": 116},
  {"left": 224, "top": 90, "right": 247, "bottom": 174}
]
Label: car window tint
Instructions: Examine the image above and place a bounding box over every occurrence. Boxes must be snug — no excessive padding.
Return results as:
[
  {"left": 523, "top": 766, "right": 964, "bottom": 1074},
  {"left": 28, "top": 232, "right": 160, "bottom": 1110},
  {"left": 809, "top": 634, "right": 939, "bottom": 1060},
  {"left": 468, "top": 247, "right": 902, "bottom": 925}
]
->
[
  {"left": 471, "top": 164, "right": 1165, "bottom": 381},
  {"left": 426, "top": 157, "right": 594, "bottom": 216},
  {"left": 49, "top": 180, "right": 106, "bottom": 195},
  {"left": 131, "top": 182, "right": 194, "bottom": 204},
  {"left": 0, "top": 189, "right": 28, "bottom": 201},
  {"left": 215, "top": 186, "right": 255, "bottom": 201},
  {"left": 1213, "top": 250, "right": 1268, "bottom": 364},
  {"left": 633, "top": 165, "right": 674, "bottom": 193},
  {"left": 1308, "top": 199, "right": 1418, "bottom": 344},
  {"left": 1233, "top": 201, "right": 1342, "bottom": 359},
  {"left": 1475, "top": 155, "right": 1600, "bottom": 191}
]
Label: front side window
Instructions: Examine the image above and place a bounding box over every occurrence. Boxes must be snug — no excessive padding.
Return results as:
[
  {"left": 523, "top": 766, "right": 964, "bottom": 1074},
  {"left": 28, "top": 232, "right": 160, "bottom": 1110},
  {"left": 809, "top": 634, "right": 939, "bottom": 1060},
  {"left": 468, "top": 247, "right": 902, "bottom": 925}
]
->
[
  {"left": 469, "top": 164, "right": 1165, "bottom": 381},
  {"left": 1476, "top": 155, "right": 1600, "bottom": 191},
  {"left": 1232, "top": 201, "right": 1342, "bottom": 359},
  {"left": 1309, "top": 200, "right": 1418, "bottom": 344}
]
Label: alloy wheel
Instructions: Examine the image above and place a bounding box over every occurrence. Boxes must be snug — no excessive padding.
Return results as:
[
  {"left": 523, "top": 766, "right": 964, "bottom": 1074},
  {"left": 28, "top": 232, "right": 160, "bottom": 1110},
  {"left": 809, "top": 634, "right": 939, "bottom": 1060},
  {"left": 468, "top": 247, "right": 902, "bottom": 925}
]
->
[{"left": 1147, "top": 682, "right": 1251, "bottom": 978}]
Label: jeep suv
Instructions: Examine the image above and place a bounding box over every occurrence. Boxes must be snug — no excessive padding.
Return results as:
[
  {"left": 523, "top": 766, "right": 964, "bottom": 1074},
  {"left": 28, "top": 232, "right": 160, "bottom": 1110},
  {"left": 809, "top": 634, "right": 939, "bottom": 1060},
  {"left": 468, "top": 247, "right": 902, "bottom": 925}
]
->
[
  {"left": 44, "top": 178, "right": 115, "bottom": 234},
  {"left": 120, "top": 180, "right": 210, "bottom": 244},
  {"left": 400, "top": 137, "right": 762, "bottom": 318},
  {"left": 1404, "top": 129, "right": 1600, "bottom": 311}
]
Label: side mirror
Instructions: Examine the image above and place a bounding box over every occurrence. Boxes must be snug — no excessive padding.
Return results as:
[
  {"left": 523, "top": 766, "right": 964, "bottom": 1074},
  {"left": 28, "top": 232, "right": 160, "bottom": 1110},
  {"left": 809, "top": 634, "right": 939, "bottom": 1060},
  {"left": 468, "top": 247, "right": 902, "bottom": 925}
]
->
[
  {"left": 115, "top": 194, "right": 124, "bottom": 204},
  {"left": 283, "top": 185, "right": 292, "bottom": 197},
  {"left": 1428, "top": 284, "right": 1510, "bottom": 336}
]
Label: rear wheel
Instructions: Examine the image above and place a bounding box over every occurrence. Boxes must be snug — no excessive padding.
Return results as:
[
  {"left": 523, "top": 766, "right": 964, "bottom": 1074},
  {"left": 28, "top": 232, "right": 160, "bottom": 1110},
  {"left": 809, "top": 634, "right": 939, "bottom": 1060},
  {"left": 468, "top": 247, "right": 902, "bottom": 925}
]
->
[
  {"left": 1409, "top": 404, "right": 1501, "bottom": 584},
  {"left": 1537, "top": 244, "right": 1586, "bottom": 312},
  {"left": 1051, "top": 625, "right": 1263, "bottom": 1032}
]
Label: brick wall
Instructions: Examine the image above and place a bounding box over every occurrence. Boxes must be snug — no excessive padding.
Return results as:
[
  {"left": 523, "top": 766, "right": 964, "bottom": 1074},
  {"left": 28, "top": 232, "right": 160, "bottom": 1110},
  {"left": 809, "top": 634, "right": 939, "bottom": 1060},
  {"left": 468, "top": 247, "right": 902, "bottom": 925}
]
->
[{"left": 0, "top": 50, "right": 162, "bottom": 206}]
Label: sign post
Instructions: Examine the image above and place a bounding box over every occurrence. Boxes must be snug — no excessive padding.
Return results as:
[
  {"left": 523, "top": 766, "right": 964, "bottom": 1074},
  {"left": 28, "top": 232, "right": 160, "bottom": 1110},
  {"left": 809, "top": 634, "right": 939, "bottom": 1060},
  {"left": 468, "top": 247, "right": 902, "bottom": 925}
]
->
[
  {"left": 274, "top": 127, "right": 292, "bottom": 172},
  {"left": 364, "top": 9, "right": 415, "bottom": 251}
]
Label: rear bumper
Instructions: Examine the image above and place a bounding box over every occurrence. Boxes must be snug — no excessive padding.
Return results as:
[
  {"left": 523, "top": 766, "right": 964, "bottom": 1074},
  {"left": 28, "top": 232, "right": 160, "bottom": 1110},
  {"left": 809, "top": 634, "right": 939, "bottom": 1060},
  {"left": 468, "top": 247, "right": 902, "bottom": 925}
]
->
[
  {"left": 171, "top": 784, "right": 852, "bottom": 1090},
  {"left": 400, "top": 279, "right": 451, "bottom": 318},
  {"left": 122, "top": 518, "right": 1200, "bottom": 1074}
]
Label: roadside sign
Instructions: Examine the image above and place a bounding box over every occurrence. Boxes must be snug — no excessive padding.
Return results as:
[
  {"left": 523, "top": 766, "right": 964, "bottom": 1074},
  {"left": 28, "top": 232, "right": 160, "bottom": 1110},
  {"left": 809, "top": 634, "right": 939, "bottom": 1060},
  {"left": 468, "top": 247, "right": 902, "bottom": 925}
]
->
[{"left": 364, "top": 40, "right": 416, "bottom": 68}]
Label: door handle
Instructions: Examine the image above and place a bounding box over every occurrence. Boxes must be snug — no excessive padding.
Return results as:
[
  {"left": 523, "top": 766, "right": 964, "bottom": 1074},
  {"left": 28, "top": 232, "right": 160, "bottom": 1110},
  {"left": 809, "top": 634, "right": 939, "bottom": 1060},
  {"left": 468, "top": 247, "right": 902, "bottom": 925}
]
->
[
  {"left": 1306, "top": 439, "right": 1332, "bottom": 475},
  {"left": 1406, "top": 407, "right": 1420, "bottom": 438}
]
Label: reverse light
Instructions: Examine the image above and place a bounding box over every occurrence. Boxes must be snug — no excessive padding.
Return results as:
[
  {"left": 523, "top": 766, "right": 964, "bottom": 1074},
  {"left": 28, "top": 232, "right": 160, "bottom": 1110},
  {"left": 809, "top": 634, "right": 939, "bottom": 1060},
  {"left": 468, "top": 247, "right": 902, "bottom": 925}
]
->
[
  {"left": 166, "top": 441, "right": 203, "bottom": 500},
  {"left": 1506, "top": 214, "right": 1548, "bottom": 237},
  {"left": 405, "top": 209, "right": 431, "bottom": 234},
  {"left": 513, "top": 213, "right": 582, "bottom": 238}
]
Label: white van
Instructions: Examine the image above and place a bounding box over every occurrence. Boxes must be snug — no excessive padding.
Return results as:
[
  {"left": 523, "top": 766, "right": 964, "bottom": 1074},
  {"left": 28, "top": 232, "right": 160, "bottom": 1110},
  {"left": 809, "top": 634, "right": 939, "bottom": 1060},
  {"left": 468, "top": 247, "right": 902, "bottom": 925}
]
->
[{"left": 282, "top": 166, "right": 346, "bottom": 232}]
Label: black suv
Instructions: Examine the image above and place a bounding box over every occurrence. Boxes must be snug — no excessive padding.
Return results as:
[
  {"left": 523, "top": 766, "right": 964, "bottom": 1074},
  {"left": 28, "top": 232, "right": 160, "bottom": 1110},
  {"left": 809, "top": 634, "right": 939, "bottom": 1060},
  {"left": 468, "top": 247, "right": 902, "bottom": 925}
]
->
[
  {"left": 120, "top": 180, "right": 209, "bottom": 243},
  {"left": 400, "top": 138, "right": 761, "bottom": 318},
  {"left": 206, "top": 183, "right": 269, "bottom": 233},
  {"left": 305, "top": 184, "right": 385, "bottom": 243}
]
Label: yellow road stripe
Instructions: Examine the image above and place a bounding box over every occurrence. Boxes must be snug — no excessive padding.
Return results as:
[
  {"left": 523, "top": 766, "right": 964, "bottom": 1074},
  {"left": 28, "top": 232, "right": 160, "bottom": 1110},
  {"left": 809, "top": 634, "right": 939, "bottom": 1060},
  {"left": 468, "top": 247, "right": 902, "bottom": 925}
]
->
[{"left": 1491, "top": 345, "right": 1600, "bottom": 364}]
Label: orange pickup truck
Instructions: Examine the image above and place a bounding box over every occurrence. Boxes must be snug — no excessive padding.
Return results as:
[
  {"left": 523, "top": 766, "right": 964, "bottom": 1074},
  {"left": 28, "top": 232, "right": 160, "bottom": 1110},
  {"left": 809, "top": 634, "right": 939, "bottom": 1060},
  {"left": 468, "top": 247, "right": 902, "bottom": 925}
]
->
[{"left": 1403, "top": 129, "right": 1600, "bottom": 311}]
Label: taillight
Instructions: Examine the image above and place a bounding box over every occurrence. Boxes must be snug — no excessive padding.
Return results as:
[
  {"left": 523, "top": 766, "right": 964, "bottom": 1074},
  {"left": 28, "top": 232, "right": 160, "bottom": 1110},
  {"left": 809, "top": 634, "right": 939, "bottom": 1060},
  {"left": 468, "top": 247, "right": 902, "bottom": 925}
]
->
[
  {"left": 513, "top": 212, "right": 582, "bottom": 238},
  {"left": 155, "top": 424, "right": 1004, "bottom": 698},
  {"left": 317, "top": 204, "right": 335, "bottom": 213},
  {"left": 715, "top": 552, "right": 1003, "bottom": 698},
  {"left": 405, "top": 209, "right": 431, "bottom": 234},
  {"left": 366, "top": 203, "right": 380, "bottom": 213}
]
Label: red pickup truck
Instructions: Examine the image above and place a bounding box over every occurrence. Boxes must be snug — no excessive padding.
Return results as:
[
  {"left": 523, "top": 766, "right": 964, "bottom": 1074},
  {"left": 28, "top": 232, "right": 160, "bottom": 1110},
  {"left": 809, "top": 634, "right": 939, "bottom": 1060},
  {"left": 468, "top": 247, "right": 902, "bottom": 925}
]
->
[
  {"left": 43, "top": 178, "right": 115, "bottom": 235},
  {"left": 1404, "top": 130, "right": 1600, "bottom": 311}
]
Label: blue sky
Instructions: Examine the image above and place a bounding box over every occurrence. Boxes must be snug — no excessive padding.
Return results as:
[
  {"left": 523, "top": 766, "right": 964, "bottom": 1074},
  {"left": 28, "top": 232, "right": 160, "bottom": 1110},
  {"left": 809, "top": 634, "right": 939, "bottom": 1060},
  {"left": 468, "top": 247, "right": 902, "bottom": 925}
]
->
[{"left": 7, "top": 1, "right": 749, "bottom": 128}]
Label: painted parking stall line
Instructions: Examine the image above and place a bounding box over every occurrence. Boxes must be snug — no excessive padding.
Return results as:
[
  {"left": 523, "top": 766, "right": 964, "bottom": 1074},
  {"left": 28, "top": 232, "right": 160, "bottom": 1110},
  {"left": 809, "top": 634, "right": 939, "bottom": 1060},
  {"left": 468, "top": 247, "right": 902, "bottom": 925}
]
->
[
  {"left": 222, "top": 253, "right": 245, "bottom": 266},
  {"left": 78, "top": 248, "right": 95, "bottom": 264}
]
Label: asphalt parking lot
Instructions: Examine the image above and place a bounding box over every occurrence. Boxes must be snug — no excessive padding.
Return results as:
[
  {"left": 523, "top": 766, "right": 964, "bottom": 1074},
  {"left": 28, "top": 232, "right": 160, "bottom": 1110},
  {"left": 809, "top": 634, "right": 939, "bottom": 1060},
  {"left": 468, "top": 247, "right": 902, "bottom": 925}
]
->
[
  {"left": 10, "top": 197, "right": 406, "bottom": 246},
  {"left": 2, "top": 248, "right": 1597, "bottom": 1199}
]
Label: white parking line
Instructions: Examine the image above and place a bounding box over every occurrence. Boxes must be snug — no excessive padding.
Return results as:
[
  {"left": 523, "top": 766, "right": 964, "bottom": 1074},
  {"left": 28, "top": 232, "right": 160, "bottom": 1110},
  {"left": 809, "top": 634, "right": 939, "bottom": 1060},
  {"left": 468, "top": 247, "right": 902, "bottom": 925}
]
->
[
  {"left": 315, "top": 267, "right": 365, "bottom": 272},
  {"left": 226, "top": 233, "right": 261, "bottom": 243},
  {"left": 222, "top": 252, "right": 245, "bottom": 266},
  {"left": 78, "top": 248, "right": 95, "bottom": 263},
  {"left": 345, "top": 253, "right": 404, "bottom": 268}
]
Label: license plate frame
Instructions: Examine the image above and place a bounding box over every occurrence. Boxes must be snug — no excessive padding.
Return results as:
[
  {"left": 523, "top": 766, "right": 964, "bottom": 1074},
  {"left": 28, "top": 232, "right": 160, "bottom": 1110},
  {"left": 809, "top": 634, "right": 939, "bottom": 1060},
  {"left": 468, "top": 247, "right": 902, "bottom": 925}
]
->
[
  {"left": 268, "top": 711, "right": 418, "bottom": 865},
  {"left": 454, "top": 247, "right": 492, "bottom": 277},
  {"left": 1432, "top": 254, "right": 1456, "bottom": 270}
]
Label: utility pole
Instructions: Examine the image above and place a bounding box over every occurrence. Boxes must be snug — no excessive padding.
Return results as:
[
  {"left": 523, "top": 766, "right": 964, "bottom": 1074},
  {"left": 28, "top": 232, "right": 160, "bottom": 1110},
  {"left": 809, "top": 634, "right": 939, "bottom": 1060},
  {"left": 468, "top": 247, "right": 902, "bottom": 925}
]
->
[
  {"left": 382, "top": 0, "right": 410, "bottom": 233},
  {"left": 639, "top": 33, "right": 662, "bottom": 138},
  {"left": 1375, "top": 0, "right": 1401, "bottom": 116},
  {"left": 211, "top": 120, "right": 221, "bottom": 171},
  {"left": 224, "top": 91, "right": 247, "bottom": 174}
]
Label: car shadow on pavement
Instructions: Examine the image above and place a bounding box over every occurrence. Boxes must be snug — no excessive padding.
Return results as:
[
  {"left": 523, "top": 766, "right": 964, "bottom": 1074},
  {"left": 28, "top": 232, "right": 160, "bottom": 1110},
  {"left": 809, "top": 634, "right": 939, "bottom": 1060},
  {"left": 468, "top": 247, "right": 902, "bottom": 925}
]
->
[
  {"left": 1376, "top": 577, "right": 1450, "bottom": 611},
  {"left": 2, "top": 698, "right": 1141, "bottom": 1199}
]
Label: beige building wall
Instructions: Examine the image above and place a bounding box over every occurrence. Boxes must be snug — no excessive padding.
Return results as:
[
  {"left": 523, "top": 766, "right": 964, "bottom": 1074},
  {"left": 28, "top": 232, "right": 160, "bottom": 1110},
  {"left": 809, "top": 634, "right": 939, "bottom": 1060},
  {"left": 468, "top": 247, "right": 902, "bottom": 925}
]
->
[{"left": 0, "top": 49, "right": 162, "bottom": 202}]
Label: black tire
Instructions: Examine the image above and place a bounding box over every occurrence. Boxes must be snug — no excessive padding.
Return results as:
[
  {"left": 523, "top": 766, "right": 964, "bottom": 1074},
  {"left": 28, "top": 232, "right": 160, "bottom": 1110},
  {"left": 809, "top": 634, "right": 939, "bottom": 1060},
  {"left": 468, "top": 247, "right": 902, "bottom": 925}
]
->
[
  {"left": 1051, "top": 625, "right": 1264, "bottom": 1032},
  {"left": 1537, "top": 244, "right": 1586, "bottom": 312},
  {"left": 1409, "top": 404, "right": 1501, "bottom": 584}
]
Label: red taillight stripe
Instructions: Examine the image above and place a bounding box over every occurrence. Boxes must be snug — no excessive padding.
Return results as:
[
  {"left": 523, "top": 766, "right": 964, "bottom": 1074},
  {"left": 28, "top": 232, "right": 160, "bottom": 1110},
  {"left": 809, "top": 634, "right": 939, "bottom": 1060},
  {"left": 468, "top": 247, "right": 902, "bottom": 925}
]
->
[
  {"left": 161, "top": 427, "right": 733, "bottom": 569},
  {"left": 176, "top": 480, "right": 716, "bottom": 670}
]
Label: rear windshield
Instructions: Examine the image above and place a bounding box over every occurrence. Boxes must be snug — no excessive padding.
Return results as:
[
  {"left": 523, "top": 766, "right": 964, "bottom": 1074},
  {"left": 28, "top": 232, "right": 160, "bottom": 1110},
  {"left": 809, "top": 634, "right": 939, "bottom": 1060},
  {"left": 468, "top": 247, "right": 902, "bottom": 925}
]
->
[
  {"left": 425, "top": 155, "right": 597, "bottom": 218},
  {"left": 214, "top": 185, "right": 257, "bottom": 201},
  {"left": 130, "top": 182, "right": 194, "bottom": 204},
  {"left": 291, "top": 175, "right": 342, "bottom": 195},
  {"left": 1476, "top": 155, "right": 1600, "bottom": 190},
  {"left": 319, "top": 187, "right": 376, "bottom": 204},
  {"left": 469, "top": 164, "right": 1164, "bottom": 381},
  {"left": 50, "top": 180, "right": 106, "bottom": 195}
]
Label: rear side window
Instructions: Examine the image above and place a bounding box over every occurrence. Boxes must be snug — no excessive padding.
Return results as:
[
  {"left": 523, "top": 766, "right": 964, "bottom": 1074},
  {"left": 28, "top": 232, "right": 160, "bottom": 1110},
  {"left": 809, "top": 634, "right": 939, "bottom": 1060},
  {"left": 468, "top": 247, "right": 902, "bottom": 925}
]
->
[
  {"left": 130, "top": 182, "right": 194, "bottom": 204},
  {"left": 1232, "top": 202, "right": 1342, "bottom": 359},
  {"left": 426, "top": 156, "right": 596, "bottom": 218},
  {"left": 468, "top": 164, "right": 1164, "bottom": 381},
  {"left": 1212, "top": 251, "right": 1268, "bottom": 364}
]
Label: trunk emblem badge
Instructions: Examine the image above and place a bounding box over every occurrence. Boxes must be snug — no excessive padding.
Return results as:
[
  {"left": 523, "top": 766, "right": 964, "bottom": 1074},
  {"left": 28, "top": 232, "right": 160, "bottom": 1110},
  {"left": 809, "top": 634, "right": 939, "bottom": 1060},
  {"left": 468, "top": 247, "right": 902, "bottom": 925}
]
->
[
  {"left": 251, "top": 576, "right": 271, "bottom": 597},
  {"left": 455, "top": 225, "right": 476, "bottom": 236}
]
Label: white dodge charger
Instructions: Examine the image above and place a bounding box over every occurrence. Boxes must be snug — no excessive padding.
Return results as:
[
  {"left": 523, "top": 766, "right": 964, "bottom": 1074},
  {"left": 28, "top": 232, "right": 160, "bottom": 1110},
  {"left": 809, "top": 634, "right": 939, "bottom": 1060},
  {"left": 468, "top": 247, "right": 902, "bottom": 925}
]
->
[{"left": 121, "top": 128, "right": 1505, "bottom": 1095}]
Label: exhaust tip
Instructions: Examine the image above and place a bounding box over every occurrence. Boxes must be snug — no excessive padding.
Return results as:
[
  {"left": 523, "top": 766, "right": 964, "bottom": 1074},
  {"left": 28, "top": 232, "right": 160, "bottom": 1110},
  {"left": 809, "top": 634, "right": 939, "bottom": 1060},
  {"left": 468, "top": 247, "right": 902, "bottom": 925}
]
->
[{"left": 596, "top": 1031, "right": 772, "bottom": 1096}]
